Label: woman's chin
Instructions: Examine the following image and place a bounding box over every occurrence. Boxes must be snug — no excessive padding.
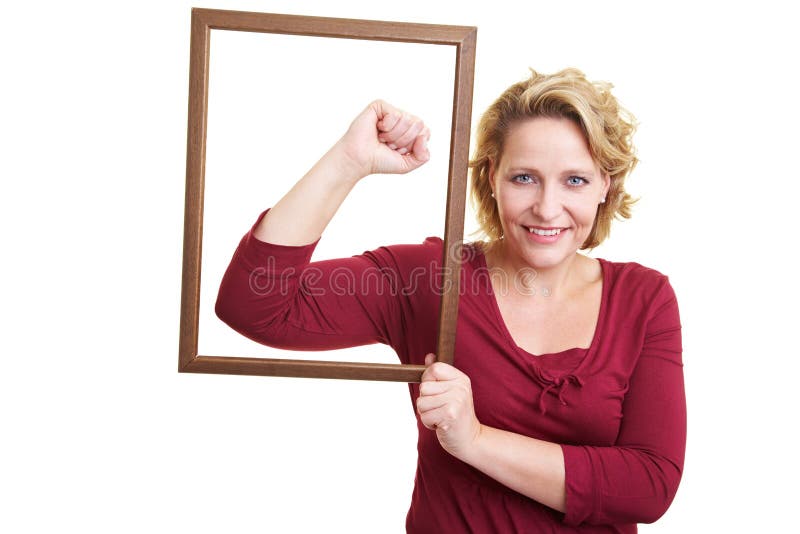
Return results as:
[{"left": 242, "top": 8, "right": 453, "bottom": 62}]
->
[
  {"left": 525, "top": 252, "right": 572, "bottom": 271},
  {"left": 511, "top": 240, "right": 576, "bottom": 271}
]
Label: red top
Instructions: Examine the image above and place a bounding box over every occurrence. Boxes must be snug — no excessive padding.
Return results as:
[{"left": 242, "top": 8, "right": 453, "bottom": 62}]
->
[{"left": 215, "top": 209, "right": 686, "bottom": 533}]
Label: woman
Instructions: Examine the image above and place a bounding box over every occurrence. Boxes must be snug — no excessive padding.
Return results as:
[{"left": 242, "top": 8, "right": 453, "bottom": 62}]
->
[{"left": 215, "top": 68, "right": 685, "bottom": 532}]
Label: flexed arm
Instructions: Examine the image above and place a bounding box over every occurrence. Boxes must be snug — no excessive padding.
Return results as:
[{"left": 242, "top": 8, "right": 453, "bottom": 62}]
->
[
  {"left": 215, "top": 101, "right": 433, "bottom": 351},
  {"left": 254, "top": 100, "right": 430, "bottom": 246},
  {"left": 417, "top": 280, "right": 685, "bottom": 525}
]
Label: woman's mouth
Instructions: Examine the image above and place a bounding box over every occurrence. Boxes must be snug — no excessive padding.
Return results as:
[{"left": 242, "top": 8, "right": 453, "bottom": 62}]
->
[
  {"left": 525, "top": 226, "right": 567, "bottom": 243},
  {"left": 527, "top": 227, "right": 562, "bottom": 236}
]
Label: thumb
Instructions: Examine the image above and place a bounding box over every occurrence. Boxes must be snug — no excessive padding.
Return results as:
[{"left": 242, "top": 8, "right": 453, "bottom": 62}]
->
[{"left": 424, "top": 353, "right": 436, "bottom": 366}]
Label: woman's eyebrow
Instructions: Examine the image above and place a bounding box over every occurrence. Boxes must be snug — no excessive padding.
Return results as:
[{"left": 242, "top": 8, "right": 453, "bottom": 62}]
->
[{"left": 506, "top": 166, "right": 596, "bottom": 176}]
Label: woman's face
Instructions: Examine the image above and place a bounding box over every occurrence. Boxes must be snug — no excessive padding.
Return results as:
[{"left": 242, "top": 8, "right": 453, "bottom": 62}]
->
[{"left": 489, "top": 116, "right": 610, "bottom": 272}]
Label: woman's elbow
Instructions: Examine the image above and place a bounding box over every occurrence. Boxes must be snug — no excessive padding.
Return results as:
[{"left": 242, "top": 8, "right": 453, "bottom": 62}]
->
[
  {"left": 628, "top": 460, "right": 683, "bottom": 524},
  {"left": 215, "top": 295, "right": 288, "bottom": 347},
  {"left": 214, "top": 286, "right": 272, "bottom": 336},
  {"left": 214, "top": 294, "right": 238, "bottom": 330},
  {"left": 635, "top": 496, "right": 676, "bottom": 525},
  {"left": 586, "top": 454, "right": 683, "bottom": 526}
]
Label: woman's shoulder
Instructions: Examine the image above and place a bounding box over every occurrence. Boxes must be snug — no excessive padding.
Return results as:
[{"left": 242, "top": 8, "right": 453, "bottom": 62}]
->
[
  {"left": 597, "top": 257, "right": 677, "bottom": 302},
  {"left": 373, "top": 236, "right": 484, "bottom": 262},
  {"left": 599, "top": 257, "right": 669, "bottom": 281},
  {"left": 598, "top": 258, "right": 681, "bottom": 337},
  {"left": 359, "top": 236, "right": 444, "bottom": 272},
  {"left": 363, "top": 238, "right": 488, "bottom": 280},
  {"left": 372, "top": 235, "right": 443, "bottom": 256}
]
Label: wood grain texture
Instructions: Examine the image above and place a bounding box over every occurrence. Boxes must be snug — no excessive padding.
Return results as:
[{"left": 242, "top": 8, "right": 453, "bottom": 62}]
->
[
  {"left": 436, "top": 26, "right": 476, "bottom": 366},
  {"left": 192, "top": 8, "right": 475, "bottom": 43},
  {"left": 185, "top": 356, "right": 428, "bottom": 383},
  {"left": 178, "top": 11, "right": 209, "bottom": 371},
  {"left": 179, "top": 8, "right": 476, "bottom": 382}
]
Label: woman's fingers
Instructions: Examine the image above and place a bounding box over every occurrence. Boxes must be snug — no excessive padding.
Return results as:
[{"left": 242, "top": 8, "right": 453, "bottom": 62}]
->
[
  {"left": 419, "top": 378, "right": 449, "bottom": 397},
  {"left": 422, "top": 361, "right": 467, "bottom": 383},
  {"left": 415, "top": 352, "right": 481, "bottom": 458},
  {"left": 417, "top": 394, "right": 459, "bottom": 431},
  {"left": 377, "top": 112, "right": 401, "bottom": 135},
  {"left": 373, "top": 100, "right": 401, "bottom": 129},
  {"left": 417, "top": 392, "right": 470, "bottom": 431},
  {"left": 394, "top": 121, "right": 426, "bottom": 153},
  {"left": 350, "top": 99, "right": 430, "bottom": 175},
  {"left": 412, "top": 129, "right": 430, "bottom": 159},
  {"left": 381, "top": 115, "right": 424, "bottom": 148},
  {"left": 378, "top": 109, "right": 424, "bottom": 147},
  {"left": 418, "top": 406, "right": 448, "bottom": 431},
  {"left": 416, "top": 392, "right": 449, "bottom": 414},
  {"left": 417, "top": 367, "right": 471, "bottom": 417}
]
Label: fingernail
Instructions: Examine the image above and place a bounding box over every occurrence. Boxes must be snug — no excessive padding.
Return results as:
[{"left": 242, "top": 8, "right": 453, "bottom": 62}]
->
[
  {"left": 398, "top": 147, "right": 408, "bottom": 155},
  {"left": 388, "top": 143, "right": 397, "bottom": 150}
]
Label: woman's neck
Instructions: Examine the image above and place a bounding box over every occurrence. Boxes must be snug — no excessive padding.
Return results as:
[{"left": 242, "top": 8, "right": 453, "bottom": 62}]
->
[{"left": 484, "top": 241, "right": 593, "bottom": 301}]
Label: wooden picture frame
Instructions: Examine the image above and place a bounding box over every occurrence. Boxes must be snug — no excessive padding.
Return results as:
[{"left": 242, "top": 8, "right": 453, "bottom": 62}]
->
[{"left": 178, "top": 8, "right": 476, "bottom": 382}]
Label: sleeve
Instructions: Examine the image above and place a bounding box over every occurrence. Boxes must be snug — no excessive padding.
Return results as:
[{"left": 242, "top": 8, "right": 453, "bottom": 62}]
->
[
  {"left": 561, "top": 277, "right": 686, "bottom": 526},
  {"left": 214, "top": 208, "right": 411, "bottom": 351}
]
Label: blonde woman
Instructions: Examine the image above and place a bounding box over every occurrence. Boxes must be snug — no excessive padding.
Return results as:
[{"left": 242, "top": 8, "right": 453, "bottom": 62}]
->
[{"left": 216, "top": 68, "right": 685, "bottom": 532}]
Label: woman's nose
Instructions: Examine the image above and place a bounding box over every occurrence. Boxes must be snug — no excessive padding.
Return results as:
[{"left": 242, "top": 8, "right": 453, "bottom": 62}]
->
[{"left": 531, "top": 185, "right": 562, "bottom": 221}]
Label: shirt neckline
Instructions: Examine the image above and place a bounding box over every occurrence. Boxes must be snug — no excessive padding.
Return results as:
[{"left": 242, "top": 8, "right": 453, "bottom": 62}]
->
[{"left": 475, "top": 246, "right": 610, "bottom": 371}]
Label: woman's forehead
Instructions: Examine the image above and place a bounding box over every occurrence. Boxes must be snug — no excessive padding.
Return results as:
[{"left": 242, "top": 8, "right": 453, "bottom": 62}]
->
[{"left": 498, "top": 117, "right": 596, "bottom": 170}]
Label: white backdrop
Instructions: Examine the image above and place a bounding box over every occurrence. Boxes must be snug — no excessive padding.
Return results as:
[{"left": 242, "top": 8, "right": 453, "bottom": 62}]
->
[
  {"left": 199, "top": 29, "right": 454, "bottom": 364},
  {"left": 2, "top": 1, "right": 798, "bottom": 532}
]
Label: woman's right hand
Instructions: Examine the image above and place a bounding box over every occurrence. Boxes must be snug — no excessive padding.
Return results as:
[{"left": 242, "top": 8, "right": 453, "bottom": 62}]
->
[{"left": 337, "top": 100, "right": 431, "bottom": 180}]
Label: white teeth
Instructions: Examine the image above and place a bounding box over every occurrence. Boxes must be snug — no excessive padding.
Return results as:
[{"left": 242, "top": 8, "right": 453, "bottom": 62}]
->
[{"left": 528, "top": 227, "right": 562, "bottom": 236}]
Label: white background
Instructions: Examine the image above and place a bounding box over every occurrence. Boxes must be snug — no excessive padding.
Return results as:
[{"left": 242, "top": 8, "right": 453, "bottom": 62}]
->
[
  {"left": 2, "top": 0, "right": 798, "bottom": 532},
  {"left": 199, "top": 29, "right": 455, "bottom": 364}
]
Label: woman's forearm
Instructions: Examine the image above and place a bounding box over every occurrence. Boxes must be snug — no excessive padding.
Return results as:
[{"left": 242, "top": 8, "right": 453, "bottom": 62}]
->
[
  {"left": 463, "top": 425, "right": 566, "bottom": 513},
  {"left": 253, "top": 141, "right": 362, "bottom": 246},
  {"left": 253, "top": 100, "right": 429, "bottom": 246},
  {"left": 417, "top": 360, "right": 567, "bottom": 513}
]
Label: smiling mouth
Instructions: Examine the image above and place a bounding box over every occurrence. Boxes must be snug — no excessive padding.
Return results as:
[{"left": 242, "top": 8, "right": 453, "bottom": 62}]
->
[{"left": 526, "top": 227, "right": 565, "bottom": 236}]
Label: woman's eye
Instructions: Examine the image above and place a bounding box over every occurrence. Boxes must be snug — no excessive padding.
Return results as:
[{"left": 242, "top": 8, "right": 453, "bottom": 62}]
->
[
  {"left": 512, "top": 174, "right": 534, "bottom": 184},
  {"left": 567, "top": 176, "right": 588, "bottom": 186}
]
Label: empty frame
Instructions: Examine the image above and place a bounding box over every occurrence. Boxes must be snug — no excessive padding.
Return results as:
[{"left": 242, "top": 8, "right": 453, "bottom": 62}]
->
[{"left": 179, "top": 8, "right": 476, "bottom": 382}]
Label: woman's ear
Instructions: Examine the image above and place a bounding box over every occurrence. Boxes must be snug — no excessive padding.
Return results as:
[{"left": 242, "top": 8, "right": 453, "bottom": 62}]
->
[
  {"left": 602, "top": 173, "right": 611, "bottom": 201},
  {"left": 488, "top": 159, "right": 496, "bottom": 193}
]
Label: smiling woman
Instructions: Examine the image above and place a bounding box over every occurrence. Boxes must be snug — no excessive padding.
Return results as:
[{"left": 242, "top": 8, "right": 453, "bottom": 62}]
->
[
  {"left": 470, "top": 67, "right": 638, "bottom": 253},
  {"left": 215, "top": 66, "right": 685, "bottom": 532},
  {"left": 489, "top": 117, "right": 610, "bottom": 273}
]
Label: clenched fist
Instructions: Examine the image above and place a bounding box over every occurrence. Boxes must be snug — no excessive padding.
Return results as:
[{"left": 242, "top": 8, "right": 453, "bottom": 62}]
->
[
  {"left": 337, "top": 100, "right": 431, "bottom": 180},
  {"left": 416, "top": 353, "right": 483, "bottom": 460}
]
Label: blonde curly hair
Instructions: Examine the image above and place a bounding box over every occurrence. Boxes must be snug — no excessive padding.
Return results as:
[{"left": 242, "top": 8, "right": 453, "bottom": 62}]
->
[{"left": 469, "top": 68, "right": 638, "bottom": 250}]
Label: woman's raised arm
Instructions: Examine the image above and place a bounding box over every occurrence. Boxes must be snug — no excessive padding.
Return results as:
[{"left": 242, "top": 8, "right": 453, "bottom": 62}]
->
[
  {"left": 254, "top": 100, "right": 430, "bottom": 246},
  {"left": 215, "top": 100, "right": 434, "bottom": 352}
]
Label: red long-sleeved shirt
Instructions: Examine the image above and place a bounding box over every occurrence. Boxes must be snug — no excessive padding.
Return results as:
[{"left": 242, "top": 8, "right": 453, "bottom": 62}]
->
[{"left": 215, "top": 209, "right": 686, "bottom": 533}]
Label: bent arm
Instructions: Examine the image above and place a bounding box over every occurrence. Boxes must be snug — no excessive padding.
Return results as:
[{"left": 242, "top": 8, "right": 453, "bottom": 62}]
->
[
  {"left": 215, "top": 209, "right": 408, "bottom": 350},
  {"left": 462, "top": 349, "right": 684, "bottom": 523},
  {"left": 455, "top": 280, "right": 685, "bottom": 525},
  {"left": 561, "top": 317, "right": 685, "bottom": 525},
  {"left": 216, "top": 100, "right": 431, "bottom": 348},
  {"left": 461, "top": 425, "right": 568, "bottom": 512}
]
